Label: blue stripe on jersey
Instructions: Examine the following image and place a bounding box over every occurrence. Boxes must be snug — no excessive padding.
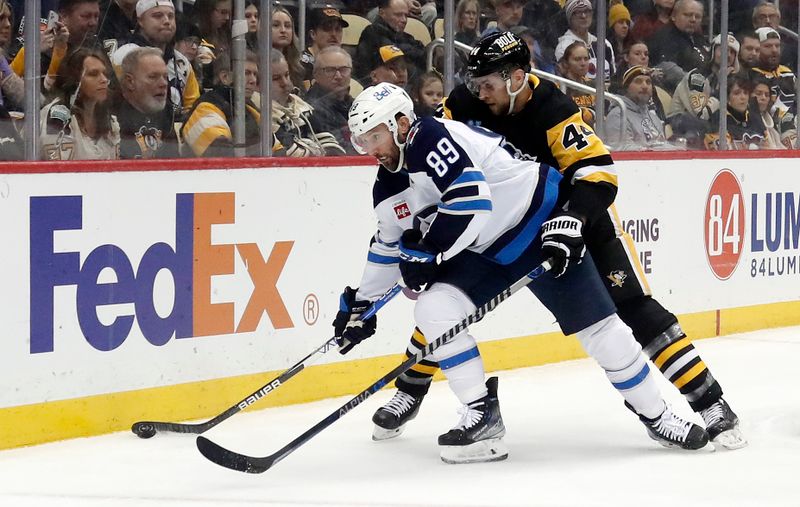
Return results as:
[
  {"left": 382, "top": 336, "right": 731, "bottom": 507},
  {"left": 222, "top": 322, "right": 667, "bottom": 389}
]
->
[
  {"left": 451, "top": 170, "right": 486, "bottom": 186},
  {"left": 439, "top": 199, "right": 493, "bottom": 212},
  {"left": 439, "top": 346, "right": 481, "bottom": 370},
  {"left": 367, "top": 252, "right": 400, "bottom": 264},
  {"left": 484, "top": 165, "right": 562, "bottom": 265},
  {"left": 612, "top": 363, "right": 651, "bottom": 390},
  {"left": 375, "top": 237, "right": 398, "bottom": 248}
]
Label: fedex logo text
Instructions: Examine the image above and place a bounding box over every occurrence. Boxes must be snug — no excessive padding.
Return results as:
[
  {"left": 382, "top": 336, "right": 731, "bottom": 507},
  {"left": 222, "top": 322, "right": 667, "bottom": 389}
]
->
[{"left": 30, "top": 193, "right": 294, "bottom": 353}]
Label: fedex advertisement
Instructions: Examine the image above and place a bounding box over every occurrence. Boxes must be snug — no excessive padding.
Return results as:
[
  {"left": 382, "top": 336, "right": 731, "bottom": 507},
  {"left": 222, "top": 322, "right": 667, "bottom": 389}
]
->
[{"left": 0, "top": 165, "right": 400, "bottom": 407}]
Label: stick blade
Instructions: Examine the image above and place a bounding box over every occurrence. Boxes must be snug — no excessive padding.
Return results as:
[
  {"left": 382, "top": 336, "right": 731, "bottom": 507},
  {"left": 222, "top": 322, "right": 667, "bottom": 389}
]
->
[{"left": 196, "top": 436, "right": 273, "bottom": 474}]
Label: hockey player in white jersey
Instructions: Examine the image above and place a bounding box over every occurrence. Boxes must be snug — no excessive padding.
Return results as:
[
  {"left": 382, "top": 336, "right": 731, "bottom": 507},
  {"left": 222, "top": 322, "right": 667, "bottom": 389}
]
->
[{"left": 334, "top": 83, "right": 709, "bottom": 464}]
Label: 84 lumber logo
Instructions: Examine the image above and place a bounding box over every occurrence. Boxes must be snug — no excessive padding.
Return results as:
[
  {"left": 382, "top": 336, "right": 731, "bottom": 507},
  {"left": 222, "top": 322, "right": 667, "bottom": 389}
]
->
[{"left": 704, "top": 169, "right": 800, "bottom": 279}]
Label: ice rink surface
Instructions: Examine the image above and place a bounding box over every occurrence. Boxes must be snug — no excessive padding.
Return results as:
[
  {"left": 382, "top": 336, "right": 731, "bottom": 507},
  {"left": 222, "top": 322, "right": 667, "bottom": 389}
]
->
[{"left": 1, "top": 326, "right": 798, "bottom": 507}]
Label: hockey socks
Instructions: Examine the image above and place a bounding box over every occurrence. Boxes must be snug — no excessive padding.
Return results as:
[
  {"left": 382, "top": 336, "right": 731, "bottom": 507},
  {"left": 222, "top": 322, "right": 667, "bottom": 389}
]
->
[
  {"left": 643, "top": 323, "right": 723, "bottom": 412},
  {"left": 395, "top": 327, "right": 438, "bottom": 392}
]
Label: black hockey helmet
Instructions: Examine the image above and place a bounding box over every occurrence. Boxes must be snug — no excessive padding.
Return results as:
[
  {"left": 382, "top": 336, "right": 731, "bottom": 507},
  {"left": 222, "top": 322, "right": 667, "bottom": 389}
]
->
[{"left": 466, "top": 31, "right": 531, "bottom": 81}]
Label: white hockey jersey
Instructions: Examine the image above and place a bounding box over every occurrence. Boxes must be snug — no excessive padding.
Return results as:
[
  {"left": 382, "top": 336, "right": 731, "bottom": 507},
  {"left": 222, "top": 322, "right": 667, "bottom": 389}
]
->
[{"left": 357, "top": 116, "right": 562, "bottom": 301}]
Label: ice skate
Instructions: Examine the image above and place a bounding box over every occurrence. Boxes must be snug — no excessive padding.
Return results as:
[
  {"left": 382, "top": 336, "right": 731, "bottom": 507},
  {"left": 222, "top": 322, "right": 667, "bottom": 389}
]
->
[
  {"left": 700, "top": 398, "right": 747, "bottom": 450},
  {"left": 438, "top": 377, "right": 508, "bottom": 464},
  {"left": 641, "top": 404, "right": 710, "bottom": 450},
  {"left": 372, "top": 389, "right": 425, "bottom": 441}
]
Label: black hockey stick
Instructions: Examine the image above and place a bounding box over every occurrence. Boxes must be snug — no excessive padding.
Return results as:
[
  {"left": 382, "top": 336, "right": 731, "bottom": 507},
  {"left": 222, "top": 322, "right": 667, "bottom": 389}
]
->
[
  {"left": 196, "top": 259, "right": 552, "bottom": 473},
  {"left": 131, "top": 283, "right": 403, "bottom": 438}
]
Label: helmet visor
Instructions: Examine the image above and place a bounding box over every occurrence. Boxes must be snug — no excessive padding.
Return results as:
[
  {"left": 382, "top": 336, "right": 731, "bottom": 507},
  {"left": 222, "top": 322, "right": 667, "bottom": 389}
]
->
[
  {"left": 466, "top": 72, "right": 507, "bottom": 97},
  {"left": 350, "top": 126, "right": 394, "bottom": 155}
]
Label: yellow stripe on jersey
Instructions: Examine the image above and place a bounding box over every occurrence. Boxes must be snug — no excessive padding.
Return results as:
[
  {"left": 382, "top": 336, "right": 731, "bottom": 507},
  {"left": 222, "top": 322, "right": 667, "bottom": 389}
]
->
[
  {"left": 609, "top": 204, "right": 652, "bottom": 295},
  {"left": 673, "top": 361, "right": 708, "bottom": 389},
  {"left": 183, "top": 102, "right": 231, "bottom": 156},
  {"left": 653, "top": 338, "right": 691, "bottom": 369},
  {"left": 546, "top": 111, "right": 611, "bottom": 174},
  {"left": 572, "top": 168, "right": 619, "bottom": 187}
]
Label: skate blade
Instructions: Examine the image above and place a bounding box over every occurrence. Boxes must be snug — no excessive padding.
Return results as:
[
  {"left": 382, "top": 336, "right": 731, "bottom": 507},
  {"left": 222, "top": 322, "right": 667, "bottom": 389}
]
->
[
  {"left": 440, "top": 438, "right": 509, "bottom": 464},
  {"left": 372, "top": 424, "right": 406, "bottom": 441},
  {"left": 712, "top": 428, "right": 748, "bottom": 450},
  {"left": 648, "top": 433, "right": 716, "bottom": 452}
]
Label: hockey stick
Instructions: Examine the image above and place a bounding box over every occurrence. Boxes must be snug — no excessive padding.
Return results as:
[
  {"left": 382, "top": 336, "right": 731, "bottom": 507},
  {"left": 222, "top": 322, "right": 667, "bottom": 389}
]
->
[
  {"left": 131, "top": 283, "right": 403, "bottom": 438},
  {"left": 196, "top": 259, "right": 553, "bottom": 473}
]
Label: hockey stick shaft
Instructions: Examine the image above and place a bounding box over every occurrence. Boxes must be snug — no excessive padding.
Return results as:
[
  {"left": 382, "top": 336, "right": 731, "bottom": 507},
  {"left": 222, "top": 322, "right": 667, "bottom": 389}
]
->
[
  {"left": 132, "top": 283, "right": 403, "bottom": 438},
  {"left": 196, "top": 260, "right": 552, "bottom": 473}
]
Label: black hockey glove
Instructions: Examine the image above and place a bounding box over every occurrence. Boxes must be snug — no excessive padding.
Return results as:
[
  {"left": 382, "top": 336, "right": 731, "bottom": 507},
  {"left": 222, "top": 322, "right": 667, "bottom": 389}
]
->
[
  {"left": 541, "top": 211, "right": 586, "bottom": 278},
  {"left": 399, "top": 229, "right": 441, "bottom": 292},
  {"left": 332, "top": 286, "right": 377, "bottom": 354}
]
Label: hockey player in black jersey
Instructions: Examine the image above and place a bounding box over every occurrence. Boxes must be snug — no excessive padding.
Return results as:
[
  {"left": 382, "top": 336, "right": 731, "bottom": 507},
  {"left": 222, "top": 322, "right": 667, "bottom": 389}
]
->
[{"left": 372, "top": 31, "right": 746, "bottom": 449}]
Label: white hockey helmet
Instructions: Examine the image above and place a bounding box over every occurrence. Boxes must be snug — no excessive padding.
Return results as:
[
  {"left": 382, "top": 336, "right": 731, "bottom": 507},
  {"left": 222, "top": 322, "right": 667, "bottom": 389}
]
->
[{"left": 348, "top": 83, "right": 416, "bottom": 172}]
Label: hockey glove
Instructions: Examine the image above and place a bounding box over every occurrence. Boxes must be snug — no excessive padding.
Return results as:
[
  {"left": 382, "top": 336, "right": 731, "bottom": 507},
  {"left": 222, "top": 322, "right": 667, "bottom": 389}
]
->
[
  {"left": 332, "top": 286, "right": 377, "bottom": 354},
  {"left": 541, "top": 211, "right": 586, "bottom": 278},
  {"left": 399, "top": 229, "right": 440, "bottom": 292}
]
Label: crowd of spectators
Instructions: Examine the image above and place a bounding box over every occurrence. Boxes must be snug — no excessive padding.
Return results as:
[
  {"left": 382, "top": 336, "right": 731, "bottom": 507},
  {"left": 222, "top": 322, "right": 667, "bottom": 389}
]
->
[{"left": 0, "top": 0, "right": 798, "bottom": 160}]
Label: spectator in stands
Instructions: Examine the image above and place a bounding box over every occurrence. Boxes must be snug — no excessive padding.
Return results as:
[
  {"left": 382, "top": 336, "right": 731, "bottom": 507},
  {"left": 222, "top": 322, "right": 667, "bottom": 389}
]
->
[
  {"left": 301, "top": 7, "right": 348, "bottom": 84},
  {"left": 192, "top": 0, "right": 232, "bottom": 59},
  {"left": 630, "top": 0, "right": 673, "bottom": 42},
  {"left": 555, "top": 0, "right": 616, "bottom": 81},
  {"left": 364, "top": 44, "right": 409, "bottom": 87},
  {"left": 305, "top": 46, "right": 356, "bottom": 154},
  {"left": 558, "top": 40, "right": 596, "bottom": 126},
  {"left": 98, "top": 0, "right": 138, "bottom": 52},
  {"left": 182, "top": 51, "right": 263, "bottom": 157},
  {"left": 751, "top": 75, "right": 785, "bottom": 148},
  {"left": 455, "top": 0, "right": 480, "bottom": 46},
  {"left": 0, "top": 0, "right": 10, "bottom": 54},
  {"left": 647, "top": 0, "right": 709, "bottom": 74},
  {"left": 353, "top": 0, "right": 426, "bottom": 86},
  {"left": 410, "top": 70, "right": 443, "bottom": 116},
  {"left": 245, "top": 0, "right": 259, "bottom": 34},
  {"left": 669, "top": 33, "right": 738, "bottom": 133},
  {"left": 738, "top": 30, "right": 761, "bottom": 74},
  {"left": 41, "top": 47, "right": 120, "bottom": 160},
  {"left": 0, "top": 103, "right": 22, "bottom": 159},
  {"left": 11, "top": 0, "right": 99, "bottom": 94},
  {"left": 751, "top": 1, "right": 796, "bottom": 71},
  {"left": 0, "top": 0, "right": 23, "bottom": 111},
  {"left": 482, "top": 0, "right": 526, "bottom": 36},
  {"left": 751, "top": 27, "right": 796, "bottom": 114},
  {"left": 706, "top": 75, "right": 767, "bottom": 150},
  {"left": 607, "top": 1, "right": 631, "bottom": 70},
  {"left": 115, "top": 46, "right": 179, "bottom": 158},
  {"left": 606, "top": 65, "right": 669, "bottom": 150},
  {"left": 271, "top": 49, "right": 344, "bottom": 157},
  {"left": 59, "top": 0, "right": 101, "bottom": 47},
  {"left": 244, "top": 0, "right": 258, "bottom": 50},
  {"left": 272, "top": 6, "right": 305, "bottom": 93},
  {"left": 112, "top": 0, "right": 200, "bottom": 117}
]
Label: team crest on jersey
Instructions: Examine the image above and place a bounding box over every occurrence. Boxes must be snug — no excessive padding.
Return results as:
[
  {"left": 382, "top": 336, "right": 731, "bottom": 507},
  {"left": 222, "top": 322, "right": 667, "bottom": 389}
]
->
[
  {"left": 607, "top": 270, "right": 627, "bottom": 288},
  {"left": 393, "top": 201, "right": 411, "bottom": 220}
]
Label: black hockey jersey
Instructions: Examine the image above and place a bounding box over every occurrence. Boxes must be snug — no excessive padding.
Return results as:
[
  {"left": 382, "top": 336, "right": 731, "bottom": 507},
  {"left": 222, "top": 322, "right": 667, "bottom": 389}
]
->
[{"left": 438, "top": 74, "right": 617, "bottom": 224}]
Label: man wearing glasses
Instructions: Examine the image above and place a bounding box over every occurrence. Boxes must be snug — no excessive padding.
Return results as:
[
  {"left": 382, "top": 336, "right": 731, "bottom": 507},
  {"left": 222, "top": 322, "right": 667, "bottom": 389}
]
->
[{"left": 305, "top": 46, "right": 357, "bottom": 154}]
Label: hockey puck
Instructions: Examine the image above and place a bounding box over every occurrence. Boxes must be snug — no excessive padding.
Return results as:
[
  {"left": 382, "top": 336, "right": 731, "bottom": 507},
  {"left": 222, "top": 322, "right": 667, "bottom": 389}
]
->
[{"left": 133, "top": 423, "right": 157, "bottom": 439}]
